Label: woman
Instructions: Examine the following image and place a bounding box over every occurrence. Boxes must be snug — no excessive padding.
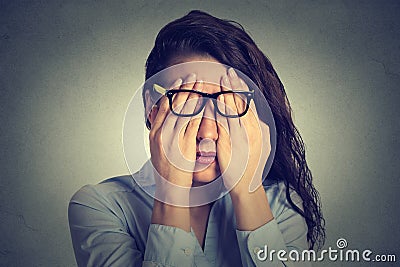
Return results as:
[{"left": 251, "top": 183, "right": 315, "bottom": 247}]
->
[{"left": 69, "top": 10, "right": 325, "bottom": 266}]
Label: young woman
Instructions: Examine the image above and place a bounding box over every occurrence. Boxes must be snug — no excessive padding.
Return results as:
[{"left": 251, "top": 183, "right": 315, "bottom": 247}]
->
[{"left": 69, "top": 10, "right": 325, "bottom": 266}]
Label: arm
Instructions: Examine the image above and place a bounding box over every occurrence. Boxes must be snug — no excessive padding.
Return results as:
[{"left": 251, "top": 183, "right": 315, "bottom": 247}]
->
[
  {"left": 218, "top": 69, "right": 311, "bottom": 266},
  {"left": 68, "top": 185, "right": 200, "bottom": 267},
  {"left": 143, "top": 75, "right": 205, "bottom": 266},
  {"left": 232, "top": 186, "right": 312, "bottom": 267},
  {"left": 68, "top": 186, "right": 143, "bottom": 266},
  {"left": 147, "top": 74, "right": 200, "bottom": 228}
]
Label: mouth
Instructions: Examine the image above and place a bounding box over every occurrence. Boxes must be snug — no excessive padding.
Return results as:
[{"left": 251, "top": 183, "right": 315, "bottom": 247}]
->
[{"left": 196, "top": 151, "right": 216, "bottom": 165}]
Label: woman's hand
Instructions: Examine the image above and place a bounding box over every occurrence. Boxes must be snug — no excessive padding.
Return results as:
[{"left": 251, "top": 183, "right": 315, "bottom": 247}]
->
[
  {"left": 149, "top": 74, "right": 204, "bottom": 189},
  {"left": 149, "top": 74, "right": 204, "bottom": 231},
  {"left": 216, "top": 68, "right": 274, "bottom": 230},
  {"left": 216, "top": 68, "right": 271, "bottom": 195}
]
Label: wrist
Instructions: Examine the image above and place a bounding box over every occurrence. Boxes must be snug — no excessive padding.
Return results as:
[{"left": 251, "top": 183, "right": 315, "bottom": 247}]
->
[
  {"left": 151, "top": 199, "right": 191, "bottom": 232},
  {"left": 230, "top": 186, "right": 274, "bottom": 231},
  {"left": 154, "top": 183, "right": 191, "bottom": 206},
  {"left": 228, "top": 172, "right": 263, "bottom": 197},
  {"left": 229, "top": 185, "right": 265, "bottom": 203}
]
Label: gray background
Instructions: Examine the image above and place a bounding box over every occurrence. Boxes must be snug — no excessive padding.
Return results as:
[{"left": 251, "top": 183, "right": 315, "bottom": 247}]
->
[{"left": 1, "top": 0, "right": 399, "bottom": 266}]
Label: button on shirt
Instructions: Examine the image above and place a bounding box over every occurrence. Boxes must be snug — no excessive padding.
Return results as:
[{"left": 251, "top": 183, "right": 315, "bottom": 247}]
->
[{"left": 68, "top": 161, "right": 312, "bottom": 266}]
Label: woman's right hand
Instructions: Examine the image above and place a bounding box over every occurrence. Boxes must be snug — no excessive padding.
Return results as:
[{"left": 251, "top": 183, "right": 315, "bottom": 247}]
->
[
  {"left": 149, "top": 74, "right": 204, "bottom": 190},
  {"left": 149, "top": 74, "right": 203, "bottom": 229}
]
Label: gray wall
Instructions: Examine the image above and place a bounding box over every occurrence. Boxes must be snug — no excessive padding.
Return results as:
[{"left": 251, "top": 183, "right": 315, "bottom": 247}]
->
[{"left": 1, "top": 1, "right": 399, "bottom": 266}]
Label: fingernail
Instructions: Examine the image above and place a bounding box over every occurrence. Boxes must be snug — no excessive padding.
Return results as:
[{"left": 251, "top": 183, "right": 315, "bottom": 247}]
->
[
  {"left": 171, "top": 78, "right": 182, "bottom": 89},
  {"left": 240, "top": 79, "right": 247, "bottom": 89},
  {"left": 222, "top": 74, "right": 229, "bottom": 84},
  {"left": 187, "top": 73, "right": 196, "bottom": 81},
  {"left": 228, "top": 68, "right": 237, "bottom": 78}
]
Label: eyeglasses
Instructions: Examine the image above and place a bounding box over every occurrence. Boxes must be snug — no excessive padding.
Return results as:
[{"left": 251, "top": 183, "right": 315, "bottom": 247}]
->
[{"left": 165, "top": 89, "right": 254, "bottom": 118}]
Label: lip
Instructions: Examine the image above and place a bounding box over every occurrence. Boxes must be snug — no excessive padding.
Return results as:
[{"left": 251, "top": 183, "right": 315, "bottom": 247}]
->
[
  {"left": 197, "top": 151, "right": 216, "bottom": 157},
  {"left": 196, "top": 151, "right": 216, "bottom": 164}
]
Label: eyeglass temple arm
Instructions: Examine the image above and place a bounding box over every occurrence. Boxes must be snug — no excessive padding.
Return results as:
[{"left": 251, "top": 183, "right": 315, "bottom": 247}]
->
[{"left": 153, "top": 84, "right": 167, "bottom": 95}]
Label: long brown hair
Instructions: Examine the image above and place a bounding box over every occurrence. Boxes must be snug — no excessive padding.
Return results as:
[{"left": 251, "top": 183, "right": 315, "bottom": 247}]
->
[{"left": 143, "top": 10, "right": 325, "bottom": 250}]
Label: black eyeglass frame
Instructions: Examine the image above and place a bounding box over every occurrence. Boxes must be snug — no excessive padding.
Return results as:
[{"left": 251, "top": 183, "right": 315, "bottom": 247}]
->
[{"left": 165, "top": 89, "right": 254, "bottom": 118}]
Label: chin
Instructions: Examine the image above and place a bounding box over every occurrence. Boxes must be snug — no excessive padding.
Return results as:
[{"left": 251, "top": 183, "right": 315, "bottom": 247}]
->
[{"left": 192, "top": 162, "right": 221, "bottom": 185}]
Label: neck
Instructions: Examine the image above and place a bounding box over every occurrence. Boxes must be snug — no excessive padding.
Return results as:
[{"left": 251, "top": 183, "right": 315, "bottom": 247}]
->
[{"left": 190, "top": 203, "right": 213, "bottom": 250}]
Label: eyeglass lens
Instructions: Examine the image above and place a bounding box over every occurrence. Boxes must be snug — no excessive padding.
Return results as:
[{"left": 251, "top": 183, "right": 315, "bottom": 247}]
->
[{"left": 169, "top": 91, "right": 250, "bottom": 117}]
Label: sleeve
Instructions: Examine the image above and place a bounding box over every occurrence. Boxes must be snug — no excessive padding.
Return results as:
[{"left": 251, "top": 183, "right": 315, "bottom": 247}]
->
[
  {"left": 68, "top": 186, "right": 143, "bottom": 267},
  {"left": 143, "top": 224, "right": 197, "bottom": 267},
  {"left": 68, "top": 185, "right": 199, "bottom": 267},
  {"left": 235, "top": 199, "right": 313, "bottom": 267}
]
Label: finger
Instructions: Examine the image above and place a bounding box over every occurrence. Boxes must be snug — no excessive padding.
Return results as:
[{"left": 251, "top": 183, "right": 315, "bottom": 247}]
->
[
  {"left": 184, "top": 107, "right": 204, "bottom": 139},
  {"left": 241, "top": 78, "right": 255, "bottom": 112},
  {"left": 151, "top": 78, "right": 182, "bottom": 134},
  {"left": 239, "top": 78, "right": 258, "bottom": 126},
  {"left": 221, "top": 73, "right": 237, "bottom": 117},
  {"left": 163, "top": 78, "right": 184, "bottom": 131},
  {"left": 228, "top": 68, "right": 248, "bottom": 121},
  {"left": 191, "top": 79, "right": 205, "bottom": 112},
  {"left": 216, "top": 94, "right": 231, "bottom": 169},
  {"left": 170, "top": 78, "right": 183, "bottom": 90},
  {"left": 239, "top": 77, "right": 250, "bottom": 91},
  {"left": 176, "top": 80, "right": 204, "bottom": 133},
  {"left": 150, "top": 95, "right": 171, "bottom": 134},
  {"left": 171, "top": 73, "right": 196, "bottom": 114},
  {"left": 182, "top": 73, "right": 197, "bottom": 88},
  {"left": 227, "top": 67, "right": 242, "bottom": 91},
  {"left": 179, "top": 80, "right": 203, "bottom": 119},
  {"left": 216, "top": 94, "right": 229, "bottom": 133},
  {"left": 221, "top": 73, "right": 241, "bottom": 131}
]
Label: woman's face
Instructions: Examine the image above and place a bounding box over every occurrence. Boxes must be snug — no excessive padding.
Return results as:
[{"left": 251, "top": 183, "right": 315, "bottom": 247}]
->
[{"left": 149, "top": 54, "right": 225, "bottom": 186}]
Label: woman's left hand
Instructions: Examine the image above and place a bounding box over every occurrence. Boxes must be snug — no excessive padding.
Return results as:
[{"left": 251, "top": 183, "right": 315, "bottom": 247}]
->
[
  {"left": 216, "top": 68, "right": 271, "bottom": 196},
  {"left": 216, "top": 68, "right": 274, "bottom": 231}
]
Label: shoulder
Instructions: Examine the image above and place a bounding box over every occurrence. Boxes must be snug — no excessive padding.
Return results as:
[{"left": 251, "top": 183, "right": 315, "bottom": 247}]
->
[
  {"left": 69, "top": 161, "right": 155, "bottom": 206},
  {"left": 68, "top": 176, "right": 143, "bottom": 228},
  {"left": 70, "top": 175, "right": 137, "bottom": 204},
  {"left": 68, "top": 173, "right": 154, "bottom": 232}
]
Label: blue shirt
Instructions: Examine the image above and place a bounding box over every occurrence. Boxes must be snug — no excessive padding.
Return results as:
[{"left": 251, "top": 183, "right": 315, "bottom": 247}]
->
[{"left": 68, "top": 161, "right": 311, "bottom": 266}]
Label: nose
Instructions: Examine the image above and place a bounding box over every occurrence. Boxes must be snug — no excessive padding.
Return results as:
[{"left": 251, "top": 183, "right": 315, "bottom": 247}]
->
[{"left": 196, "top": 102, "right": 218, "bottom": 141}]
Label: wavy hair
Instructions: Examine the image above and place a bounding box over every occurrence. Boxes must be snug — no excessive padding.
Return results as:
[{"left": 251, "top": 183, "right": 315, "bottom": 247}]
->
[{"left": 143, "top": 10, "right": 325, "bottom": 250}]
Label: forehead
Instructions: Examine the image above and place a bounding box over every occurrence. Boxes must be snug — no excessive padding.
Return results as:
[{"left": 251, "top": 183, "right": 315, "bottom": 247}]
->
[{"left": 156, "top": 60, "right": 229, "bottom": 90}]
